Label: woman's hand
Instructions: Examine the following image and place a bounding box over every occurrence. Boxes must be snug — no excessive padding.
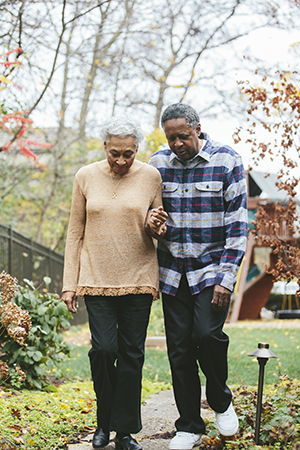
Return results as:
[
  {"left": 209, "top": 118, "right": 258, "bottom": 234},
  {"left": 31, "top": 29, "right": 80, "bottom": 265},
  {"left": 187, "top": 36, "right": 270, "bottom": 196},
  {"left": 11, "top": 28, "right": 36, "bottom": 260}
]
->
[
  {"left": 62, "top": 291, "right": 78, "bottom": 314},
  {"left": 145, "top": 206, "right": 168, "bottom": 239}
]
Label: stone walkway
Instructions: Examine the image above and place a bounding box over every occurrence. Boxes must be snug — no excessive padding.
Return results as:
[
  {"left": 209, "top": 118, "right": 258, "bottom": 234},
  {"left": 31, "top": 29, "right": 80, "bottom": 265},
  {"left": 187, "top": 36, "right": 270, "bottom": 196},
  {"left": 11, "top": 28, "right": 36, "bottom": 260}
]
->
[{"left": 67, "top": 388, "right": 214, "bottom": 450}]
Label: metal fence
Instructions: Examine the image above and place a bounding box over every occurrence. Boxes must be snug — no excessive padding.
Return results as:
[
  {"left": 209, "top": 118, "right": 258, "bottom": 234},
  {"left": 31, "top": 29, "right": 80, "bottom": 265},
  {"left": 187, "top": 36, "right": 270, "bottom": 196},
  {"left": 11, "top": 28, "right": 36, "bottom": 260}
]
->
[
  {"left": 0, "top": 223, "right": 64, "bottom": 293},
  {"left": 0, "top": 223, "right": 88, "bottom": 325}
]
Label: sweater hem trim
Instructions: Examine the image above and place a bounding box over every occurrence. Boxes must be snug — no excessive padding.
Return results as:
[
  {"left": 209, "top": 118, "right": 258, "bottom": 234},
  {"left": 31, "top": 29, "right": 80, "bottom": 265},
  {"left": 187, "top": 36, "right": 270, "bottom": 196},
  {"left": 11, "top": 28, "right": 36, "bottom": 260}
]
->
[{"left": 77, "top": 285, "right": 159, "bottom": 300}]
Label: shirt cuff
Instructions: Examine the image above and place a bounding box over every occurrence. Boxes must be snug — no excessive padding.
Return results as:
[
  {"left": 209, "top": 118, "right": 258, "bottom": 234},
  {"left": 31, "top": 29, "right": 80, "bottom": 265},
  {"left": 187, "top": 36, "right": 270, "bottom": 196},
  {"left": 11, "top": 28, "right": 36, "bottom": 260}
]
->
[{"left": 215, "top": 272, "right": 235, "bottom": 293}]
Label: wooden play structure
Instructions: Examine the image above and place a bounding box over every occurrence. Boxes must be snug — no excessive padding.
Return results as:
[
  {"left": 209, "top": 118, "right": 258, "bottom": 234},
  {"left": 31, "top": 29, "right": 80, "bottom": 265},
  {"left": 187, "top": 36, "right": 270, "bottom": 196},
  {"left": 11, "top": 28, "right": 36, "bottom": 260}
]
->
[{"left": 229, "top": 170, "right": 300, "bottom": 322}]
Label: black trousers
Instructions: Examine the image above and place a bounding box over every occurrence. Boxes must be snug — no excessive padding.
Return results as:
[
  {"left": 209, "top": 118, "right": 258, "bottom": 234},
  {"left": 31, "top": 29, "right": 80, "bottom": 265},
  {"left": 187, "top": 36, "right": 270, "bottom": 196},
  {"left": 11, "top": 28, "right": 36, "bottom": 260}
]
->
[
  {"left": 162, "top": 274, "right": 232, "bottom": 434},
  {"left": 85, "top": 293, "right": 152, "bottom": 434}
]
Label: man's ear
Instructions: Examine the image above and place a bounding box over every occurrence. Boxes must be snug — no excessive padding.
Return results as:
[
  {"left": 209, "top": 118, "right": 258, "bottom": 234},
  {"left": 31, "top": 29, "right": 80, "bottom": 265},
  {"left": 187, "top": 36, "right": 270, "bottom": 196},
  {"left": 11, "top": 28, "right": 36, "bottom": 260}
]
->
[
  {"left": 103, "top": 141, "right": 107, "bottom": 150},
  {"left": 196, "top": 123, "right": 201, "bottom": 136}
]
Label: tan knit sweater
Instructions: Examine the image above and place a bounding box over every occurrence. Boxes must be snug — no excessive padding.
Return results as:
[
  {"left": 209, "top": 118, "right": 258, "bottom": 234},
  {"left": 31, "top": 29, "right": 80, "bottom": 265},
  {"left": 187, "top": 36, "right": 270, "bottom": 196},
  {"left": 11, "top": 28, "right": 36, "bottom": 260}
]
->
[{"left": 62, "top": 161, "right": 162, "bottom": 300}]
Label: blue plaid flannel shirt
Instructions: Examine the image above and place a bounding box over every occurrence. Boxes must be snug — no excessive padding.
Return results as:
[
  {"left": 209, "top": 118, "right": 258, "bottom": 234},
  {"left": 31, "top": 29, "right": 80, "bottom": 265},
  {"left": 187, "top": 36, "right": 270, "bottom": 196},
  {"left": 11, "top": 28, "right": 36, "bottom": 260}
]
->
[{"left": 149, "top": 134, "right": 248, "bottom": 296}]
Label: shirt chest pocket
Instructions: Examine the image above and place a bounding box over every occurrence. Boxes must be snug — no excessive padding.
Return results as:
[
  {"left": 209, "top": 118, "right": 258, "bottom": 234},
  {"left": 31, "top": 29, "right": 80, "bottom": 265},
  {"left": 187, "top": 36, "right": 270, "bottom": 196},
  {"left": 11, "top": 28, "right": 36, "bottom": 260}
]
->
[
  {"left": 162, "top": 182, "right": 178, "bottom": 197},
  {"left": 195, "top": 181, "right": 223, "bottom": 213},
  {"left": 195, "top": 181, "right": 223, "bottom": 195}
]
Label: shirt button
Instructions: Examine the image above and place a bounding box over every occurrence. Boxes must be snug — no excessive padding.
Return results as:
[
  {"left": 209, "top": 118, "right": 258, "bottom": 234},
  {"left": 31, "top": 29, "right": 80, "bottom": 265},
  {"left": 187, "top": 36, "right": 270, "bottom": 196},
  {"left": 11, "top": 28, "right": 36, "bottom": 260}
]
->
[
  {"left": 185, "top": 188, "right": 188, "bottom": 192},
  {"left": 185, "top": 208, "right": 188, "bottom": 212}
]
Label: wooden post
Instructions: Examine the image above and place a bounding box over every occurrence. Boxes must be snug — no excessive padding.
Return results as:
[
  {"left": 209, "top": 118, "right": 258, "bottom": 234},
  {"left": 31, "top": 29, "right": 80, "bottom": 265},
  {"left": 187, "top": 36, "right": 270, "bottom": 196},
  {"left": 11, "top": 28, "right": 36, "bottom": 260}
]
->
[{"left": 229, "top": 233, "right": 255, "bottom": 323}]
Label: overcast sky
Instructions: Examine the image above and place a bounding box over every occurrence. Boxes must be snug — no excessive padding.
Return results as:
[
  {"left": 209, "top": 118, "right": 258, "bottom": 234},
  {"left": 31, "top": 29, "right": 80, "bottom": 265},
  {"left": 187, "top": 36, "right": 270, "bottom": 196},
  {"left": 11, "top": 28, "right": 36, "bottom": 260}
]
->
[{"left": 202, "top": 27, "right": 299, "bottom": 174}]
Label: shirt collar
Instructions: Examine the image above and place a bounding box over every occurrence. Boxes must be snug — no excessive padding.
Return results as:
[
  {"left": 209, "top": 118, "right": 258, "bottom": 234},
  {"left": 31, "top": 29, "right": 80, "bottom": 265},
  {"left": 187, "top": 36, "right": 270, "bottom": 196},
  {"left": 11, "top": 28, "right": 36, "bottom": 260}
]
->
[{"left": 169, "top": 133, "right": 211, "bottom": 165}]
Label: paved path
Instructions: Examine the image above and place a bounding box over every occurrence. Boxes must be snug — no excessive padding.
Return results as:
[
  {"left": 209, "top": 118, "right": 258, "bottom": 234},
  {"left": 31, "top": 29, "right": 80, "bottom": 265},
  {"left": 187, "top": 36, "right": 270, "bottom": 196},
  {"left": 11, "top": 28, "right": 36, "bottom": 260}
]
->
[{"left": 67, "top": 388, "right": 214, "bottom": 450}]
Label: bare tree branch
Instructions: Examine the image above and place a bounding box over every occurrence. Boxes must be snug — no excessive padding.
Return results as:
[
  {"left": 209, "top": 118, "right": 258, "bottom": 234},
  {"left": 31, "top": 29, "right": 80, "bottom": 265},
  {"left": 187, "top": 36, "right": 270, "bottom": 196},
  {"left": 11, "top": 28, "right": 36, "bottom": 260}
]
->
[
  {"left": 28, "top": 0, "right": 67, "bottom": 115},
  {"left": 18, "top": 0, "right": 26, "bottom": 48},
  {"left": 65, "top": 0, "right": 111, "bottom": 25}
]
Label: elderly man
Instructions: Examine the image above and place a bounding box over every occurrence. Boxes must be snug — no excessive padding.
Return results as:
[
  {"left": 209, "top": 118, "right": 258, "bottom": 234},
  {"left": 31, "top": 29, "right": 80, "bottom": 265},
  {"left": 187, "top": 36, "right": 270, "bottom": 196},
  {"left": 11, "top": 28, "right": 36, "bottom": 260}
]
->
[{"left": 146, "top": 103, "right": 248, "bottom": 450}]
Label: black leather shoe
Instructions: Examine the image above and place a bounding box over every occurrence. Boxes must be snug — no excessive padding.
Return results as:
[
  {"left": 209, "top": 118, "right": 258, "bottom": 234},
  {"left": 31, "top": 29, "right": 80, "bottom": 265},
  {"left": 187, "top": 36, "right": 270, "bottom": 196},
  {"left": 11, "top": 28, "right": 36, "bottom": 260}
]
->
[
  {"left": 115, "top": 434, "right": 142, "bottom": 450},
  {"left": 92, "top": 428, "right": 110, "bottom": 449}
]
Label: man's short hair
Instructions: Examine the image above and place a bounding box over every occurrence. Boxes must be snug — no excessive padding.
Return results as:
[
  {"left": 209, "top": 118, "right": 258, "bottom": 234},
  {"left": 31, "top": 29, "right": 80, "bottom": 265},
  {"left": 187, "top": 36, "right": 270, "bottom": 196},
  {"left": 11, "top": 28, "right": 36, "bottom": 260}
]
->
[{"left": 161, "top": 103, "right": 200, "bottom": 130}]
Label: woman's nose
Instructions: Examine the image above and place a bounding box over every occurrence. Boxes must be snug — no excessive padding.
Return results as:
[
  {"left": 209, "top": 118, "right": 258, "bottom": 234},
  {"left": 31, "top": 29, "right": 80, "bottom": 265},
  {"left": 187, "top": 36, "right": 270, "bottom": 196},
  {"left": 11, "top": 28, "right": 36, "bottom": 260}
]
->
[{"left": 117, "top": 157, "right": 126, "bottom": 165}]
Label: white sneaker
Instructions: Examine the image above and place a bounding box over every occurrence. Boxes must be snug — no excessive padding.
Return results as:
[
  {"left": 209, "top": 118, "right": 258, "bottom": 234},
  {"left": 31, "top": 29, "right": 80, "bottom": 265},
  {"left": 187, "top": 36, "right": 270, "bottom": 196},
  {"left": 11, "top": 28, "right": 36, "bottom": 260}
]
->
[
  {"left": 169, "top": 431, "right": 202, "bottom": 449},
  {"left": 215, "top": 403, "right": 239, "bottom": 436}
]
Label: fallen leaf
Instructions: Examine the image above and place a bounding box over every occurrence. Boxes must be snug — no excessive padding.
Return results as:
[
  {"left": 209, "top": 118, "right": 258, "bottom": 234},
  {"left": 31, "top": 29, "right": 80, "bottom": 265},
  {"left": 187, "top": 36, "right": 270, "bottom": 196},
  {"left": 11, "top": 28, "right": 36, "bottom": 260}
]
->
[
  {"left": 80, "top": 408, "right": 92, "bottom": 414},
  {"left": 8, "top": 424, "right": 22, "bottom": 432},
  {"left": 11, "top": 408, "right": 21, "bottom": 419},
  {"left": 86, "top": 397, "right": 94, "bottom": 408}
]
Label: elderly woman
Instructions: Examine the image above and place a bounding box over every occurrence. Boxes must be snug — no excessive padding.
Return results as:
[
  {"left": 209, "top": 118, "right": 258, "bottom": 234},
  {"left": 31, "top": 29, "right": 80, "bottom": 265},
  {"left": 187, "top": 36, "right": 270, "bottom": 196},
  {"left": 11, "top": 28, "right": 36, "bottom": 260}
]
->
[{"left": 62, "top": 115, "right": 166, "bottom": 450}]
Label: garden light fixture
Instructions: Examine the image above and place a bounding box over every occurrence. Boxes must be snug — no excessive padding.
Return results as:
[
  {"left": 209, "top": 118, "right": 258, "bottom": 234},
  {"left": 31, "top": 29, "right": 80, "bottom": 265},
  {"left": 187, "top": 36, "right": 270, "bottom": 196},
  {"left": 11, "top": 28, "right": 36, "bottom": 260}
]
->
[{"left": 247, "top": 342, "right": 278, "bottom": 445}]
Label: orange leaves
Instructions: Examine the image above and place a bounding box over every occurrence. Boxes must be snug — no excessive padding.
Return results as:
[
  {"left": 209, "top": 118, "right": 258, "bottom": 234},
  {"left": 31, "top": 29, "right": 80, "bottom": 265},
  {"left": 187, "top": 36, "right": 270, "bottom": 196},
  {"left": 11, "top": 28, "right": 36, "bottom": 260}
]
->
[
  {"left": 0, "top": 109, "right": 53, "bottom": 162},
  {"left": 1, "top": 110, "right": 33, "bottom": 133},
  {"left": 5, "top": 48, "right": 23, "bottom": 57},
  {"left": 244, "top": 86, "right": 267, "bottom": 104},
  {"left": 20, "top": 139, "right": 53, "bottom": 149},
  {"left": 0, "top": 47, "right": 23, "bottom": 88},
  {"left": 18, "top": 144, "right": 39, "bottom": 162},
  {"left": 0, "top": 61, "right": 22, "bottom": 69},
  {"left": 1, "top": 49, "right": 52, "bottom": 163},
  {"left": 239, "top": 71, "right": 300, "bottom": 285}
]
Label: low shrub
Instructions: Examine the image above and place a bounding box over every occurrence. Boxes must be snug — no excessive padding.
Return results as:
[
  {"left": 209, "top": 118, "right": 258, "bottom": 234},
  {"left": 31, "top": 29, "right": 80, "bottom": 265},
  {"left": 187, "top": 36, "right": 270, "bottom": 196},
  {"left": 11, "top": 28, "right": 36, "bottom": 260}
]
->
[{"left": 1, "top": 277, "right": 73, "bottom": 389}]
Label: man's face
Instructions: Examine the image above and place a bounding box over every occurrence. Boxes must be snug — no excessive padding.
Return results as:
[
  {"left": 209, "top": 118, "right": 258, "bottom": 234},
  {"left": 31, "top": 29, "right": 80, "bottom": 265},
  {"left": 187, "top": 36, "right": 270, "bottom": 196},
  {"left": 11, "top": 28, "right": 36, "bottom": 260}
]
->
[{"left": 164, "top": 117, "right": 201, "bottom": 160}]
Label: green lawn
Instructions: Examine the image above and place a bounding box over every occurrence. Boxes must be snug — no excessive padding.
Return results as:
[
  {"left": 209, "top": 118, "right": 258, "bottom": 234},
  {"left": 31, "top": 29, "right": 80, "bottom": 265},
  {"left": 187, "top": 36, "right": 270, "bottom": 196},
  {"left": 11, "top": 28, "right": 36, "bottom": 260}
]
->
[
  {"left": 57, "top": 324, "right": 300, "bottom": 388},
  {"left": 226, "top": 326, "right": 300, "bottom": 386}
]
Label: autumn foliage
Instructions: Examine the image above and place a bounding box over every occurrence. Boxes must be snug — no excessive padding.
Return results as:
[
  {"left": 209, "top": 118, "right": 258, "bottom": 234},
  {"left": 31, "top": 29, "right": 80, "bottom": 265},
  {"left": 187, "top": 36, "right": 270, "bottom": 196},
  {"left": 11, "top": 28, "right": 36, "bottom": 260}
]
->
[
  {"left": 0, "top": 272, "right": 29, "bottom": 385},
  {"left": 234, "top": 71, "right": 300, "bottom": 291},
  {"left": 0, "top": 48, "right": 52, "bottom": 163}
]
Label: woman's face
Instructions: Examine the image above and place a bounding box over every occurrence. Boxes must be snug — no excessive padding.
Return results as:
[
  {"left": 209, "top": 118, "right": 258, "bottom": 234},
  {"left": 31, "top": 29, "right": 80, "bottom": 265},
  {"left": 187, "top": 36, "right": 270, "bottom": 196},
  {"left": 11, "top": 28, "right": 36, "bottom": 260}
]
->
[{"left": 104, "top": 136, "right": 138, "bottom": 175}]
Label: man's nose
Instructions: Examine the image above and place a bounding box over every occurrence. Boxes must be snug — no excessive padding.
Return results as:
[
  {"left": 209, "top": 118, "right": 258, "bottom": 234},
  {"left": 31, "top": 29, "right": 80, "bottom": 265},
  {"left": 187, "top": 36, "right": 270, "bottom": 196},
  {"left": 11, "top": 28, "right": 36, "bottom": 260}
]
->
[{"left": 174, "top": 137, "right": 183, "bottom": 147}]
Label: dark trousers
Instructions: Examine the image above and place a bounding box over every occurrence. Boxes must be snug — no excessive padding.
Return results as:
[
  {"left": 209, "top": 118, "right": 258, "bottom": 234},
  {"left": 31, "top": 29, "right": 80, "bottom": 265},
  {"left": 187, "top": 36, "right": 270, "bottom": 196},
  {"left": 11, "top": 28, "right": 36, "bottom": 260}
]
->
[
  {"left": 85, "top": 293, "right": 152, "bottom": 434},
  {"left": 162, "top": 274, "right": 232, "bottom": 434}
]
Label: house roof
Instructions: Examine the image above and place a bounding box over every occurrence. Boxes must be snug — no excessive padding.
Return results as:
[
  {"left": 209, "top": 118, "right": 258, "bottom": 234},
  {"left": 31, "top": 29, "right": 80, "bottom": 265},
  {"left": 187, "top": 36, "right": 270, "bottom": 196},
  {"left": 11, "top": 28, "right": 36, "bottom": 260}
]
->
[{"left": 248, "top": 170, "right": 299, "bottom": 204}]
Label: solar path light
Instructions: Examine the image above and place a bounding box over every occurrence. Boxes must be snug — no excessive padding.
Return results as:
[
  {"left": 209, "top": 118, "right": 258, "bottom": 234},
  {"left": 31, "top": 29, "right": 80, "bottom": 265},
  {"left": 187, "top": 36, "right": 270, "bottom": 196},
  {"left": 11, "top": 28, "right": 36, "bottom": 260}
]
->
[{"left": 247, "top": 342, "right": 278, "bottom": 445}]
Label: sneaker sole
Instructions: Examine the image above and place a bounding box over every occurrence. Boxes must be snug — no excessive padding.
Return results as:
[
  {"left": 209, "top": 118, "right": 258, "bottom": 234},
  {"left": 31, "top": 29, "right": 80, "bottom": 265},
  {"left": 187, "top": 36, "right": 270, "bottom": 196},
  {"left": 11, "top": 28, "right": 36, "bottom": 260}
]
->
[
  {"left": 169, "top": 437, "right": 202, "bottom": 450},
  {"left": 217, "top": 422, "right": 239, "bottom": 437}
]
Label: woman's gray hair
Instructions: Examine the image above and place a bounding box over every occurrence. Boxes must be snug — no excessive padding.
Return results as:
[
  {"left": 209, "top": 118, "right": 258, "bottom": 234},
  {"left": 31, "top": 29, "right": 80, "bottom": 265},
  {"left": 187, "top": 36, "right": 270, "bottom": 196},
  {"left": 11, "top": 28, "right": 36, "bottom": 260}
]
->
[
  {"left": 100, "top": 114, "right": 144, "bottom": 146},
  {"left": 161, "top": 103, "right": 200, "bottom": 130}
]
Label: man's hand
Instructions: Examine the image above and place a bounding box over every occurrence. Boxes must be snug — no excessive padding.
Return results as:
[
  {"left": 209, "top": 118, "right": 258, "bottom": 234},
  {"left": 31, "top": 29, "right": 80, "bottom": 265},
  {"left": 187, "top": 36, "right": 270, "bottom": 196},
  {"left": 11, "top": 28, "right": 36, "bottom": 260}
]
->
[
  {"left": 211, "top": 285, "right": 231, "bottom": 311},
  {"left": 62, "top": 291, "right": 78, "bottom": 314},
  {"left": 145, "top": 206, "right": 168, "bottom": 238}
]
